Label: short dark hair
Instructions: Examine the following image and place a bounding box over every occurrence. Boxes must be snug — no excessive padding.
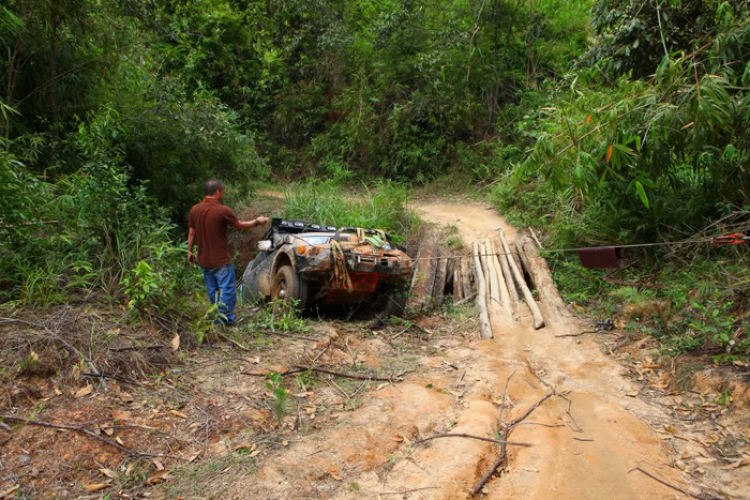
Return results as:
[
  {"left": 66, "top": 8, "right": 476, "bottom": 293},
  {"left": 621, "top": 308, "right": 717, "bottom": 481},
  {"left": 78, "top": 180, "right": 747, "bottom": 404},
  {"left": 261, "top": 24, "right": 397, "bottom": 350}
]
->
[{"left": 205, "top": 179, "right": 223, "bottom": 195}]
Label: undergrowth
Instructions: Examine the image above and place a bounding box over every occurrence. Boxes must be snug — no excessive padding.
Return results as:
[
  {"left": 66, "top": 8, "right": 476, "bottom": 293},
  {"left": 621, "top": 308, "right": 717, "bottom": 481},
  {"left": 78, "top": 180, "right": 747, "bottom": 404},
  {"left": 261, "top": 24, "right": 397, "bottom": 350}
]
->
[{"left": 281, "top": 180, "right": 421, "bottom": 248}]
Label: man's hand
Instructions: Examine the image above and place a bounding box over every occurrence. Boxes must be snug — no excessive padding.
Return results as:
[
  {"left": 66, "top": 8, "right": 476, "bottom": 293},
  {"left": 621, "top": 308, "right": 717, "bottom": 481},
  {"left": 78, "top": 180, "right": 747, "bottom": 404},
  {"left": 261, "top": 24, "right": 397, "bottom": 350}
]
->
[
  {"left": 187, "top": 251, "right": 196, "bottom": 266},
  {"left": 256, "top": 216, "right": 269, "bottom": 226}
]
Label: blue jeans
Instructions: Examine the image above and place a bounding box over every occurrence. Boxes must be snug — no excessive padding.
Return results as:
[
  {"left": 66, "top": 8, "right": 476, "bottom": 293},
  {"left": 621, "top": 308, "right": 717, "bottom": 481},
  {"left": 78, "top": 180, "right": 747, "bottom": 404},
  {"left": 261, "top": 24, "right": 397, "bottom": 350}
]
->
[{"left": 201, "top": 264, "right": 237, "bottom": 325}]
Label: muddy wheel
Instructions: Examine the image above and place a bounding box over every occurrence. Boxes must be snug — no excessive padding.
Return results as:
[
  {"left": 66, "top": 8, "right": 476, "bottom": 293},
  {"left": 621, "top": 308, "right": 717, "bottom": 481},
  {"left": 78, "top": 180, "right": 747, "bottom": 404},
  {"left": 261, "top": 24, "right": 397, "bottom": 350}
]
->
[{"left": 271, "top": 265, "right": 308, "bottom": 309}]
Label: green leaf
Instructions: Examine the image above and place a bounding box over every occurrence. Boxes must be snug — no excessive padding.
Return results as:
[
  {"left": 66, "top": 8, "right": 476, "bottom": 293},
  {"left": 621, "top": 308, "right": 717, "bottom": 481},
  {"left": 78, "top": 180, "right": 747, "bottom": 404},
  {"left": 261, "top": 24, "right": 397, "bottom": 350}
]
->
[{"left": 635, "top": 181, "right": 650, "bottom": 209}]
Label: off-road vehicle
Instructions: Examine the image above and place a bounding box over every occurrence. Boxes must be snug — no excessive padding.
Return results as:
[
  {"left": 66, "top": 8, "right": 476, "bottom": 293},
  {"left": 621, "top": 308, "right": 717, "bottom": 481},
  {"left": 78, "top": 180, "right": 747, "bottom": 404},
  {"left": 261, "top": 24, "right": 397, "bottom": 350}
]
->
[{"left": 241, "top": 218, "right": 412, "bottom": 315}]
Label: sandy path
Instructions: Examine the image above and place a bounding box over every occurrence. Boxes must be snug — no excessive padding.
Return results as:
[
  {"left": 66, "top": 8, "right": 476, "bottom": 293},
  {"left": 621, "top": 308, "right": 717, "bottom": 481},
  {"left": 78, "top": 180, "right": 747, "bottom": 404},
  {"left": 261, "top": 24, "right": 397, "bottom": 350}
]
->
[
  {"left": 387, "top": 201, "right": 687, "bottom": 499},
  {"left": 242, "top": 199, "right": 693, "bottom": 499}
]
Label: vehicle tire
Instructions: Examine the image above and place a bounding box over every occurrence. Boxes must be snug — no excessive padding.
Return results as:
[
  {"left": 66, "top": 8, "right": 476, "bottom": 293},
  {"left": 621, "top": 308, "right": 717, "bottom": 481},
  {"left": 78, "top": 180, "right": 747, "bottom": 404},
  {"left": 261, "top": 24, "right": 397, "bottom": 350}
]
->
[
  {"left": 271, "top": 265, "right": 308, "bottom": 309},
  {"left": 382, "top": 285, "right": 408, "bottom": 318}
]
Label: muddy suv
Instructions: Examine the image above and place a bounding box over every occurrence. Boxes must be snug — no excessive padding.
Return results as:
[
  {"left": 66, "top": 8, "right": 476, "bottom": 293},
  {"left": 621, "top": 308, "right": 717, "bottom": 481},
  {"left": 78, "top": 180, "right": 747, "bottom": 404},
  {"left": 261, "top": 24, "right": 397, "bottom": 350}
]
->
[{"left": 241, "top": 218, "right": 412, "bottom": 315}]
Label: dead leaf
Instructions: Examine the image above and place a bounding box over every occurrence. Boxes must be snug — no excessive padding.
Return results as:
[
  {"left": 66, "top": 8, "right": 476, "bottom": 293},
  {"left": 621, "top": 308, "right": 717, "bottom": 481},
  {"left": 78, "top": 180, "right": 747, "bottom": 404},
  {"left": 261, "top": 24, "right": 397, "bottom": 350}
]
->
[
  {"left": 151, "top": 458, "right": 164, "bottom": 471},
  {"left": 0, "top": 486, "right": 19, "bottom": 498},
  {"left": 392, "top": 435, "right": 404, "bottom": 443},
  {"left": 103, "top": 427, "right": 114, "bottom": 436},
  {"left": 85, "top": 483, "right": 111, "bottom": 492},
  {"left": 249, "top": 449, "right": 261, "bottom": 458},
  {"left": 99, "top": 468, "right": 119, "bottom": 479},
  {"left": 118, "top": 392, "right": 134, "bottom": 404},
  {"left": 170, "top": 410, "right": 188, "bottom": 419},
  {"left": 304, "top": 407, "right": 317, "bottom": 414},
  {"left": 403, "top": 437, "right": 411, "bottom": 447},
  {"left": 145, "top": 471, "right": 170, "bottom": 485},
  {"left": 721, "top": 458, "right": 750, "bottom": 469},
  {"left": 29, "top": 351, "right": 39, "bottom": 362},
  {"left": 187, "top": 451, "right": 201, "bottom": 463},
  {"left": 115, "top": 436, "right": 125, "bottom": 446},
  {"left": 125, "top": 463, "right": 135, "bottom": 476},
  {"left": 75, "top": 384, "right": 94, "bottom": 398},
  {"left": 234, "top": 443, "right": 256, "bottom": 452},
  {"left": 171, "top": 334, "right": 180, "bottom": 351},
  {"left": 53, "top": 386, "right": 62, "bottom": 396},
  {"left": 282, "top": 440, "right": 289, "bottom": 447},
  {"left": 331, "top": 472, "right": 343, "bottom": 481}
]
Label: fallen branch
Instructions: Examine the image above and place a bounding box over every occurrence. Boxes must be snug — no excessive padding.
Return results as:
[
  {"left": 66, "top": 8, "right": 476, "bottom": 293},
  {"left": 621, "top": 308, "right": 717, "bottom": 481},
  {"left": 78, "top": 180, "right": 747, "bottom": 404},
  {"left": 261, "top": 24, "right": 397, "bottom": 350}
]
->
[
  {"left": 293, "top": 365, "right": 399, "bottom": 382},
  {"left": 573, "top": 437, "right": 594, "bottom": 442},
  {"left": 470, "top": 392, "right": 555, "bottom": 495},
  {"left": 81, "top": 372, "right": 141, "bottom": 386},
  {"left": 0, "top": 415, "right": 167, "bottom": 458},
  {"left": 414, "top": 433, "right": 532, "bottom": 447},
  {"left": 554, "top": 331, "right": 598, "bottom": 338},
  {"left": 108, "top": 344, "right": 168, "bottom": 352},
  {"left": 628, "top": 466, "right": 718, "bottom": 500},
  {"left": 454, "top": 291, "right": 478, "bottom": 307}
]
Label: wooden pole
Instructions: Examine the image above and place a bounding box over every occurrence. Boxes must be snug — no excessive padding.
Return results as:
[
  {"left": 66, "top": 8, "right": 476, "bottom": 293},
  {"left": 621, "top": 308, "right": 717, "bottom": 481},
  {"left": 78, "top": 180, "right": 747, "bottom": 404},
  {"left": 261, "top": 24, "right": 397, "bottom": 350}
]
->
[
  {"left": 490, "top": 238, "right": 513, "bottom": 315},
  {"left": 495, "top": 237, "right": 519, "bottom": 308},
  {"left": 472, "top": 241, "right": 493, "bottom": 339},
  {"left": 498, "top": 230, "right": 545, "bottom": 329},
  {"left": 481, "top": 240, "right": 499, "bottom": 305},
  {"left": 515, "top": 236, "right": 569, "bottom": 319}
]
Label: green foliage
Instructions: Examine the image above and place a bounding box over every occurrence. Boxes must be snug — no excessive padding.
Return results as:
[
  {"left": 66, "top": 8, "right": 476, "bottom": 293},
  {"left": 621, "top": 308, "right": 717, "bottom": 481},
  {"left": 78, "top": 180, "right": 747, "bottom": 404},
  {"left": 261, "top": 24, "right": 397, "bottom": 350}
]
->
[
  {"left": 265, "top": 372, "right": 289, "bottom": 425},
  {"left": 282, "top": 180, "right": 419, "bottom": 246}
]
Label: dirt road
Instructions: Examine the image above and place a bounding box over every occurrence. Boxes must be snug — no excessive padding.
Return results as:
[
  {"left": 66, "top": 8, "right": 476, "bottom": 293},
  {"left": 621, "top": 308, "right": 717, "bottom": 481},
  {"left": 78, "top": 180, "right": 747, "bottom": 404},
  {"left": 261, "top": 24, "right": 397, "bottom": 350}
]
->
[{"left": 245, "top": 200, "right": 715, "bottom": 499}]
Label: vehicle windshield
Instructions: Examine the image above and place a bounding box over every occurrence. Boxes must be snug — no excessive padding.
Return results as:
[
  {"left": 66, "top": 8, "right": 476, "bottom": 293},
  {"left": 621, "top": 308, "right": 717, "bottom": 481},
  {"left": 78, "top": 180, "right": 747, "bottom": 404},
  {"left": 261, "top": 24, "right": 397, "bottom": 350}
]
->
[{"left": 301, "top": 235, "right": 332, "bottom": 245}]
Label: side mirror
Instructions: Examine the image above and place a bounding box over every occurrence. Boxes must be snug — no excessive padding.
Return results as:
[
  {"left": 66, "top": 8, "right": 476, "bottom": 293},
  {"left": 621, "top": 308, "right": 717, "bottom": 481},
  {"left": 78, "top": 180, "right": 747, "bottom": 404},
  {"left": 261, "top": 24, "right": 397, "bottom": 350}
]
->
[{"left": 257, "top": 240, "right": 272, "bottom": 252}]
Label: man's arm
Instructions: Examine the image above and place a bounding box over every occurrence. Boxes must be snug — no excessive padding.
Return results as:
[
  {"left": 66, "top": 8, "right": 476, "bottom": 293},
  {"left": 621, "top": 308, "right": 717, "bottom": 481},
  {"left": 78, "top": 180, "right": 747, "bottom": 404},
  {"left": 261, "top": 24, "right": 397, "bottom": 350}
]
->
[
  {"left": 187, "top": 226, "right": 196, "bottom": 265},
  {"left": 232, "top": 216, "right": 269, "bottom": 231}
]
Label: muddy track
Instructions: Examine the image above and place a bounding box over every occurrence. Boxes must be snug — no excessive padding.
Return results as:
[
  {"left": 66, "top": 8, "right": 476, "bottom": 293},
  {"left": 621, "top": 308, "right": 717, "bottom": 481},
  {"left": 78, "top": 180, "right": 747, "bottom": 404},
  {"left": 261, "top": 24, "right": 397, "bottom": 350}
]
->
[{"left": 240, "top": 200, "right": 741, "bottom": 499}]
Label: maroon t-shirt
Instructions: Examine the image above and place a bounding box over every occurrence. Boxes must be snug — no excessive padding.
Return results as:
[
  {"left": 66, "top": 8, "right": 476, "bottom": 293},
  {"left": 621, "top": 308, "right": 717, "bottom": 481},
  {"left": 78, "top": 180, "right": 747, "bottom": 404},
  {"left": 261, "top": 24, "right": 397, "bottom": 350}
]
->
[{"left": 189, "top": 197, "right": 239, "bottom": 268}]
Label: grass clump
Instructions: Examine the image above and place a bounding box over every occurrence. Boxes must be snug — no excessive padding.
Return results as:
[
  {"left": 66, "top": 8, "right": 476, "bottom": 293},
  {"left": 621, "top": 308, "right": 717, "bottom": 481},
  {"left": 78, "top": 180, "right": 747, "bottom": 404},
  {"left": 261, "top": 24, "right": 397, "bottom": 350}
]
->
[{"left": 282, "top": 181, "right": 420, "bottom": 247}]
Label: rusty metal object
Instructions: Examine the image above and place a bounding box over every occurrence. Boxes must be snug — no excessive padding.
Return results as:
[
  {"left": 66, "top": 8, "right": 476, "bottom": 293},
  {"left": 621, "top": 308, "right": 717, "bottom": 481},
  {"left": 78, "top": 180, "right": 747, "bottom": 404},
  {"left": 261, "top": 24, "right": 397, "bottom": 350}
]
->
[{"left": 577, "top": 246, "right": 624, "bottom": 269}]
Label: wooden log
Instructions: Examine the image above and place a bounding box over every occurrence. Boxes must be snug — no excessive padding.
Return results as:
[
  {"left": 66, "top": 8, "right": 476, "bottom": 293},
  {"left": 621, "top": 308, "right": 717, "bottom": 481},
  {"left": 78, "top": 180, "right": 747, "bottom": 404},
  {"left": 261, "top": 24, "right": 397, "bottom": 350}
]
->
[
  {"left": 433, "top": 252, "right": 448, "bottom": 305},
  {"left": 494, "top": 237, "right": 519, "bottom": 309},
  {"left": 490, "top": 239, "right": 513, "bottom": 315},
  {"left": 453, "top": 266, "right": 463, "bottom": 302},
  {"left": 460, "top": 258, "right": 473, "bottom": 298},
  {"left": 498, "top": 230, "right": 545, "bottom": 330},
  {"left": 481, "top": 240, "right": 499, "bottom": 305},
  {"left": 407, "top": 239, "right": 438, "bottom": 310},
  {"left": 515, "top": 236, "right": 570, "bottom": 319},
  {"left": 472, "top": 241, "right": 493, "bottom": 339}
]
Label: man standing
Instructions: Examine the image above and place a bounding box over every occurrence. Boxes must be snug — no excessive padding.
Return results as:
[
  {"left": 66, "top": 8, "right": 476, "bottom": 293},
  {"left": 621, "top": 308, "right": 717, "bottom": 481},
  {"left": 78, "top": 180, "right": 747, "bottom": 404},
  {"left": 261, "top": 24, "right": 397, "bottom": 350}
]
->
[{"left": 188, "top": 180, "right": 268, "bottom": 325}]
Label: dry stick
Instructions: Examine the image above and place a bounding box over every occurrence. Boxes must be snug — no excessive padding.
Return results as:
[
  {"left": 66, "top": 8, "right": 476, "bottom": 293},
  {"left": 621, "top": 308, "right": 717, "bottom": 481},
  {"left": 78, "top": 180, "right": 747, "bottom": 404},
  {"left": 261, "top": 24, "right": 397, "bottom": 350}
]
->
[
  {"left": 216, "top": 332, "right": 254, "bottom": 352},
  {"left": 107, "top": 344, "right": 168, "bottom": 352},
  {"left": 470, "top": 392, "right": 555, "bottom": 496},
  {"left": 554, "top": 331, "right": 598, "bottom": 338},
  {"left": 495, "top": 238, "right": 519, "bottom": 309},
  {"left": 628, "top": 466, "right": 716, "bottom": 500},
  {"left": 499, "top": 230, "right": 544, "bottom": 330},
  {"left": 265, "top": 331, "right": 318, "bottom": 342},
  {"left": 292, "top": 365, "right": 398, "bottom": 382},
  {"left": 454, "top": 292, "right": 478, "bottom": 307},
  {"left": 472, "top": 241, "right": 493, "bottom": 340},
  {"left": 414, "top": 433, "right": 532, "bottom": 447},
  {"left": 0, "top": 415, "right": 168, "bottom": 458}
]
